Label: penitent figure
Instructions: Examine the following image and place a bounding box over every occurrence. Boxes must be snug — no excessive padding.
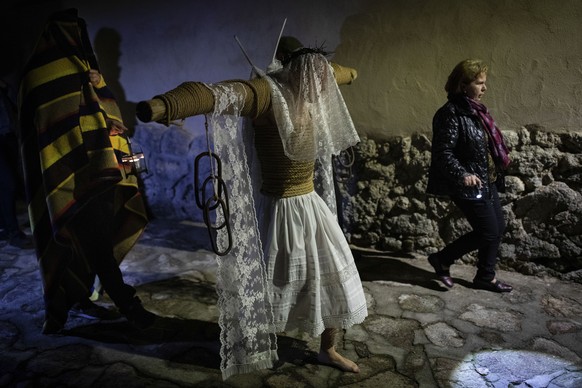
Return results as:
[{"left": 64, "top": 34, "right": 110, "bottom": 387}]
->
[
  {"left": 18, "top": 8, "right": 154, "bottom": 334},
  {"left": 137, "top": 35, "right": 367, "bottom": 379}
]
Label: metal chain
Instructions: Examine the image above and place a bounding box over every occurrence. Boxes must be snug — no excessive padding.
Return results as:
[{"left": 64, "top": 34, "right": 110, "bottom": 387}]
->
[
  {"left": 333, "top": 146, "right": 355, "bottom": 184},
  {"left": 193, "top": 116, "right": 232, "bottom": 256}
]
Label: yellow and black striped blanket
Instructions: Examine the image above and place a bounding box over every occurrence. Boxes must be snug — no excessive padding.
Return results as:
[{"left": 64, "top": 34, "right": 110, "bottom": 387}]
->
[{"left": 18, "top": 9, "right": 148, "bottom": 315}]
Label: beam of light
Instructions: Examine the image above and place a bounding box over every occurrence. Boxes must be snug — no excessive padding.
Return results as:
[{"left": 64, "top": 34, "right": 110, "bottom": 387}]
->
[{"left": 447, "top": 349, "right": 582, "bottom": 387}]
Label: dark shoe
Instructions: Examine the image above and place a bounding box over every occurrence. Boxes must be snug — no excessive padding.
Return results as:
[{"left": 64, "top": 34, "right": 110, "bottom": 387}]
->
[
  {"left": 42, "top": 317, "right": 65, "bottom": 335},
  {"left": 428, "top": 254, "right": 454, "bottom": 288},
  {"left": 473, "top": 278, "right": 513, "bottom": 293},
  {"left": 71, "top": 299, "right": 122, "bottom": 320},
  {"left": 120, "top": 297, "right": 156, "bottom": 330},
  {"left": 8, "top": 230, "right": 34, "bottom": 250}
]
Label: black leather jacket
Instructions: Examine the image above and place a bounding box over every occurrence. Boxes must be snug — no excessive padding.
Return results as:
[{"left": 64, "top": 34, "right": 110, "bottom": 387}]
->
[{"left": 427, "top": 94, "right": 504, "bottom": 200}]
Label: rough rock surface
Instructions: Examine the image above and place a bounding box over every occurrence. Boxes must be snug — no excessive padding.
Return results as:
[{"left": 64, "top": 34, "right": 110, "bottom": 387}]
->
[
  {"left": 340, "top": 126, "right": 582, "bottom": 281},
  {"left": 1, "top": 220, "right": 582, "bottom": 387},
  {"left": 133, "top": 124, "right": 582, "bottom": 281}
]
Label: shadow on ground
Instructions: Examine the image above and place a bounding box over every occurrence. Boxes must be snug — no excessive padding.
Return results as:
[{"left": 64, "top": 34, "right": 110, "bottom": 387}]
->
[
  {"left": 62, "top": 275, "right": 319, "bottom": 374},
  {"left": 352, "top": 248, "right": 475, "bottom": 291}
]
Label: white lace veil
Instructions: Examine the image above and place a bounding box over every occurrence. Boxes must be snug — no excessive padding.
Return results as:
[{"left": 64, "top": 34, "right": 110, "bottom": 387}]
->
[
  {"left": 264, "top": 51, "right": 360, "bottom": 214},
  {"left": 266, "top": 52, "right": 359, "bottom": 162}
]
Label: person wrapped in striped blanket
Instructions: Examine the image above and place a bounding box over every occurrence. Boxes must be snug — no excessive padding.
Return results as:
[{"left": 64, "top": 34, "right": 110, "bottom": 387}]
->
[{"left": 18, "top": 8, "right": 154, "bottom": 334}]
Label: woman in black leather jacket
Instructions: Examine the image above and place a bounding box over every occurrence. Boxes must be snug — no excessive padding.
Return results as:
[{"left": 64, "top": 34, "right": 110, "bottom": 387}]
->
[{"left": 426, "top": 59, "right": 513, "bottom": 293}]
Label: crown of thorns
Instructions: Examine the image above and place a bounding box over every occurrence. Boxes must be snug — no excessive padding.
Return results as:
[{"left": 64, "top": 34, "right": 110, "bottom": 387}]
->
[{"left": 282, "top": 45, "right": 331, "bottom": 66}]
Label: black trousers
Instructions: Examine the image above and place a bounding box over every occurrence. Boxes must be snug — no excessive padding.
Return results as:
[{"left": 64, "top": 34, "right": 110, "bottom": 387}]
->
[
  {"left": 68, "top": 188, "right": 136, "bottom": 310},
  {"left": 0, "top": 133, "right": 20, "bottom": 233},
  {"left": 438, "top": 184, "right": 505, "bottom": 282}
]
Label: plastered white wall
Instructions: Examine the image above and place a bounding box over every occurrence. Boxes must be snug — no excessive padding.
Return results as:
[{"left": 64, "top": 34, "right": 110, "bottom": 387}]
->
[{"left": 4, "top": 0, "right": 582, "bottom": 140}]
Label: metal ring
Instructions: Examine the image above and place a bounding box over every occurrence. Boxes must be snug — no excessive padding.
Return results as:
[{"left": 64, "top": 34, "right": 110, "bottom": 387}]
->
[
  {"left": 333, "top": 147, "right": 355, "bottom": 184},
  {"left": 202, "top": 192, "right": 230, "bottom": 231},
  {"left": 194, "top": 151, "right": 222, "bottom": 209},
  {"left": 201, "top": 175, "right": 222, "bottom": 211},
  {"left": 194, "top": 151, "right": 232, "bottom": 256},
  {"left": 203, "top": 196, "right": 232, "bottom": 256},
  {"left": 337, "top": 147, "right": 355, "bottom": 168}
]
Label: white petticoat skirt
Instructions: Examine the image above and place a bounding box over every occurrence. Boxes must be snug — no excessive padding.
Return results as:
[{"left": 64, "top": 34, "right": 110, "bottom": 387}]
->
[{"left": 259, "top": 191, "right": 368, "bottom": 337}]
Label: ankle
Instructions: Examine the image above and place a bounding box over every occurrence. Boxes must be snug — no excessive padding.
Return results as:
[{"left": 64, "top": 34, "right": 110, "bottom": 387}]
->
[
  {"left": 429, "top": 254, "right": 450, "bottom": 275},
  {"left": 120, "top": 297, "right": 156, "bottom": 330}
]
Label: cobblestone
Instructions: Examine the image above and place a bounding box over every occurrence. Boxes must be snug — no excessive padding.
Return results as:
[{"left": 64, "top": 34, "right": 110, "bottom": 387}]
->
[{"left": 1, "top": 218, "right": 581, "bottom": 387}]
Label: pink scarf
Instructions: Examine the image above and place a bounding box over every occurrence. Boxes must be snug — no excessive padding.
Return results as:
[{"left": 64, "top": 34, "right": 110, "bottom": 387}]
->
[{"left": 467, "top": 98, "right": 511, "bottom": 169}]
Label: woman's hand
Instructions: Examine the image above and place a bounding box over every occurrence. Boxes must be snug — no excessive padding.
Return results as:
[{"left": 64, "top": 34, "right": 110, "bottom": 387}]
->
[
  {"left": 88, "top": 69, "right": 102, "bottom": 87},
  {"left": 463, "top": 174, "right": 482, "bottom": 188}
]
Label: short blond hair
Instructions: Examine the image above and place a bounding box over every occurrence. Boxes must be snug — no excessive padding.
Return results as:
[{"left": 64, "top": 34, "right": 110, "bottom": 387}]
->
[{"left": 445, "top": 59, "right": 488, "bottom": 95}]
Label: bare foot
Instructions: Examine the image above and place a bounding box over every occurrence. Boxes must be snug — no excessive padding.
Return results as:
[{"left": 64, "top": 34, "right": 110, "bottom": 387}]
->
[{"left": 317, "top": 349, "right": 360, "bottom": 373}]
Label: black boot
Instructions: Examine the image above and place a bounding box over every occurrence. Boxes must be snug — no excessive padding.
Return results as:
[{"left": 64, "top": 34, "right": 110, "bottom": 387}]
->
[
  {"left": 42, "top": 310, "right": 67, "bottom": 335},
  {"left": 41, "top": 298, "right": 69, "bottom": 335},
  {"left": 70, "top": 298, "right": 122, "bottom": 320},
  {"left": 119, "top": 296, "right": 156, "bottom": 330}
]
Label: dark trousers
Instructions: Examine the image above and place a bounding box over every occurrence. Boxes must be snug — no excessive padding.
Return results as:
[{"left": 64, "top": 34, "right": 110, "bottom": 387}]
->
[
  {"left": 0, "top": 133, "right": 20, "bottom": 233},
  {"left": 68, "top": 188, "right": 136, "bottom": 310},
  {"left": 438, "top": 184, "right": 505, "bottom": 282}
]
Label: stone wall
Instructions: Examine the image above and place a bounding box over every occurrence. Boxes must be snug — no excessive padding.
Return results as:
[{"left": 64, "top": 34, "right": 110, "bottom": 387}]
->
[
  {"left": 339, "top": 126, "right": 582, "bottom": 282},
  {"left": 133, "top": 122, "right": 206, "bottom": 222},
  {"left": 134, "top": 122, "right": 582, "bottom": 282}
]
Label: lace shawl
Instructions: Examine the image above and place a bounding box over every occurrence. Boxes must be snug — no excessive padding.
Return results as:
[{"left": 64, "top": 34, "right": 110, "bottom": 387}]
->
[{"left": 208, "top": 83, "right": 278, "bottom": 380}]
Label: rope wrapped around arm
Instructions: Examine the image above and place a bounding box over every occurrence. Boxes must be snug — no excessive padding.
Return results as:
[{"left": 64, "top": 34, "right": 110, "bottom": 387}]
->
[
  {"left": 136, "top": 78, "right": 271, "bottom": 124},
  {"left": 135, "top": 62, "right": 358, "bottom": 124}
]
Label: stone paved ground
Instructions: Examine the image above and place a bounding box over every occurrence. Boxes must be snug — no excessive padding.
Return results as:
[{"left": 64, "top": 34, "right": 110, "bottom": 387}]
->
[{"left": 1, "top": 218, "right": 582, "bottom": 387}]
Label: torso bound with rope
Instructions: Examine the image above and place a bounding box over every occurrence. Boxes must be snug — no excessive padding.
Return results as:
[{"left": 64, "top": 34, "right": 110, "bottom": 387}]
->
[{"left": 136, "top": 35, "right": 367, "bottom": 380}]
